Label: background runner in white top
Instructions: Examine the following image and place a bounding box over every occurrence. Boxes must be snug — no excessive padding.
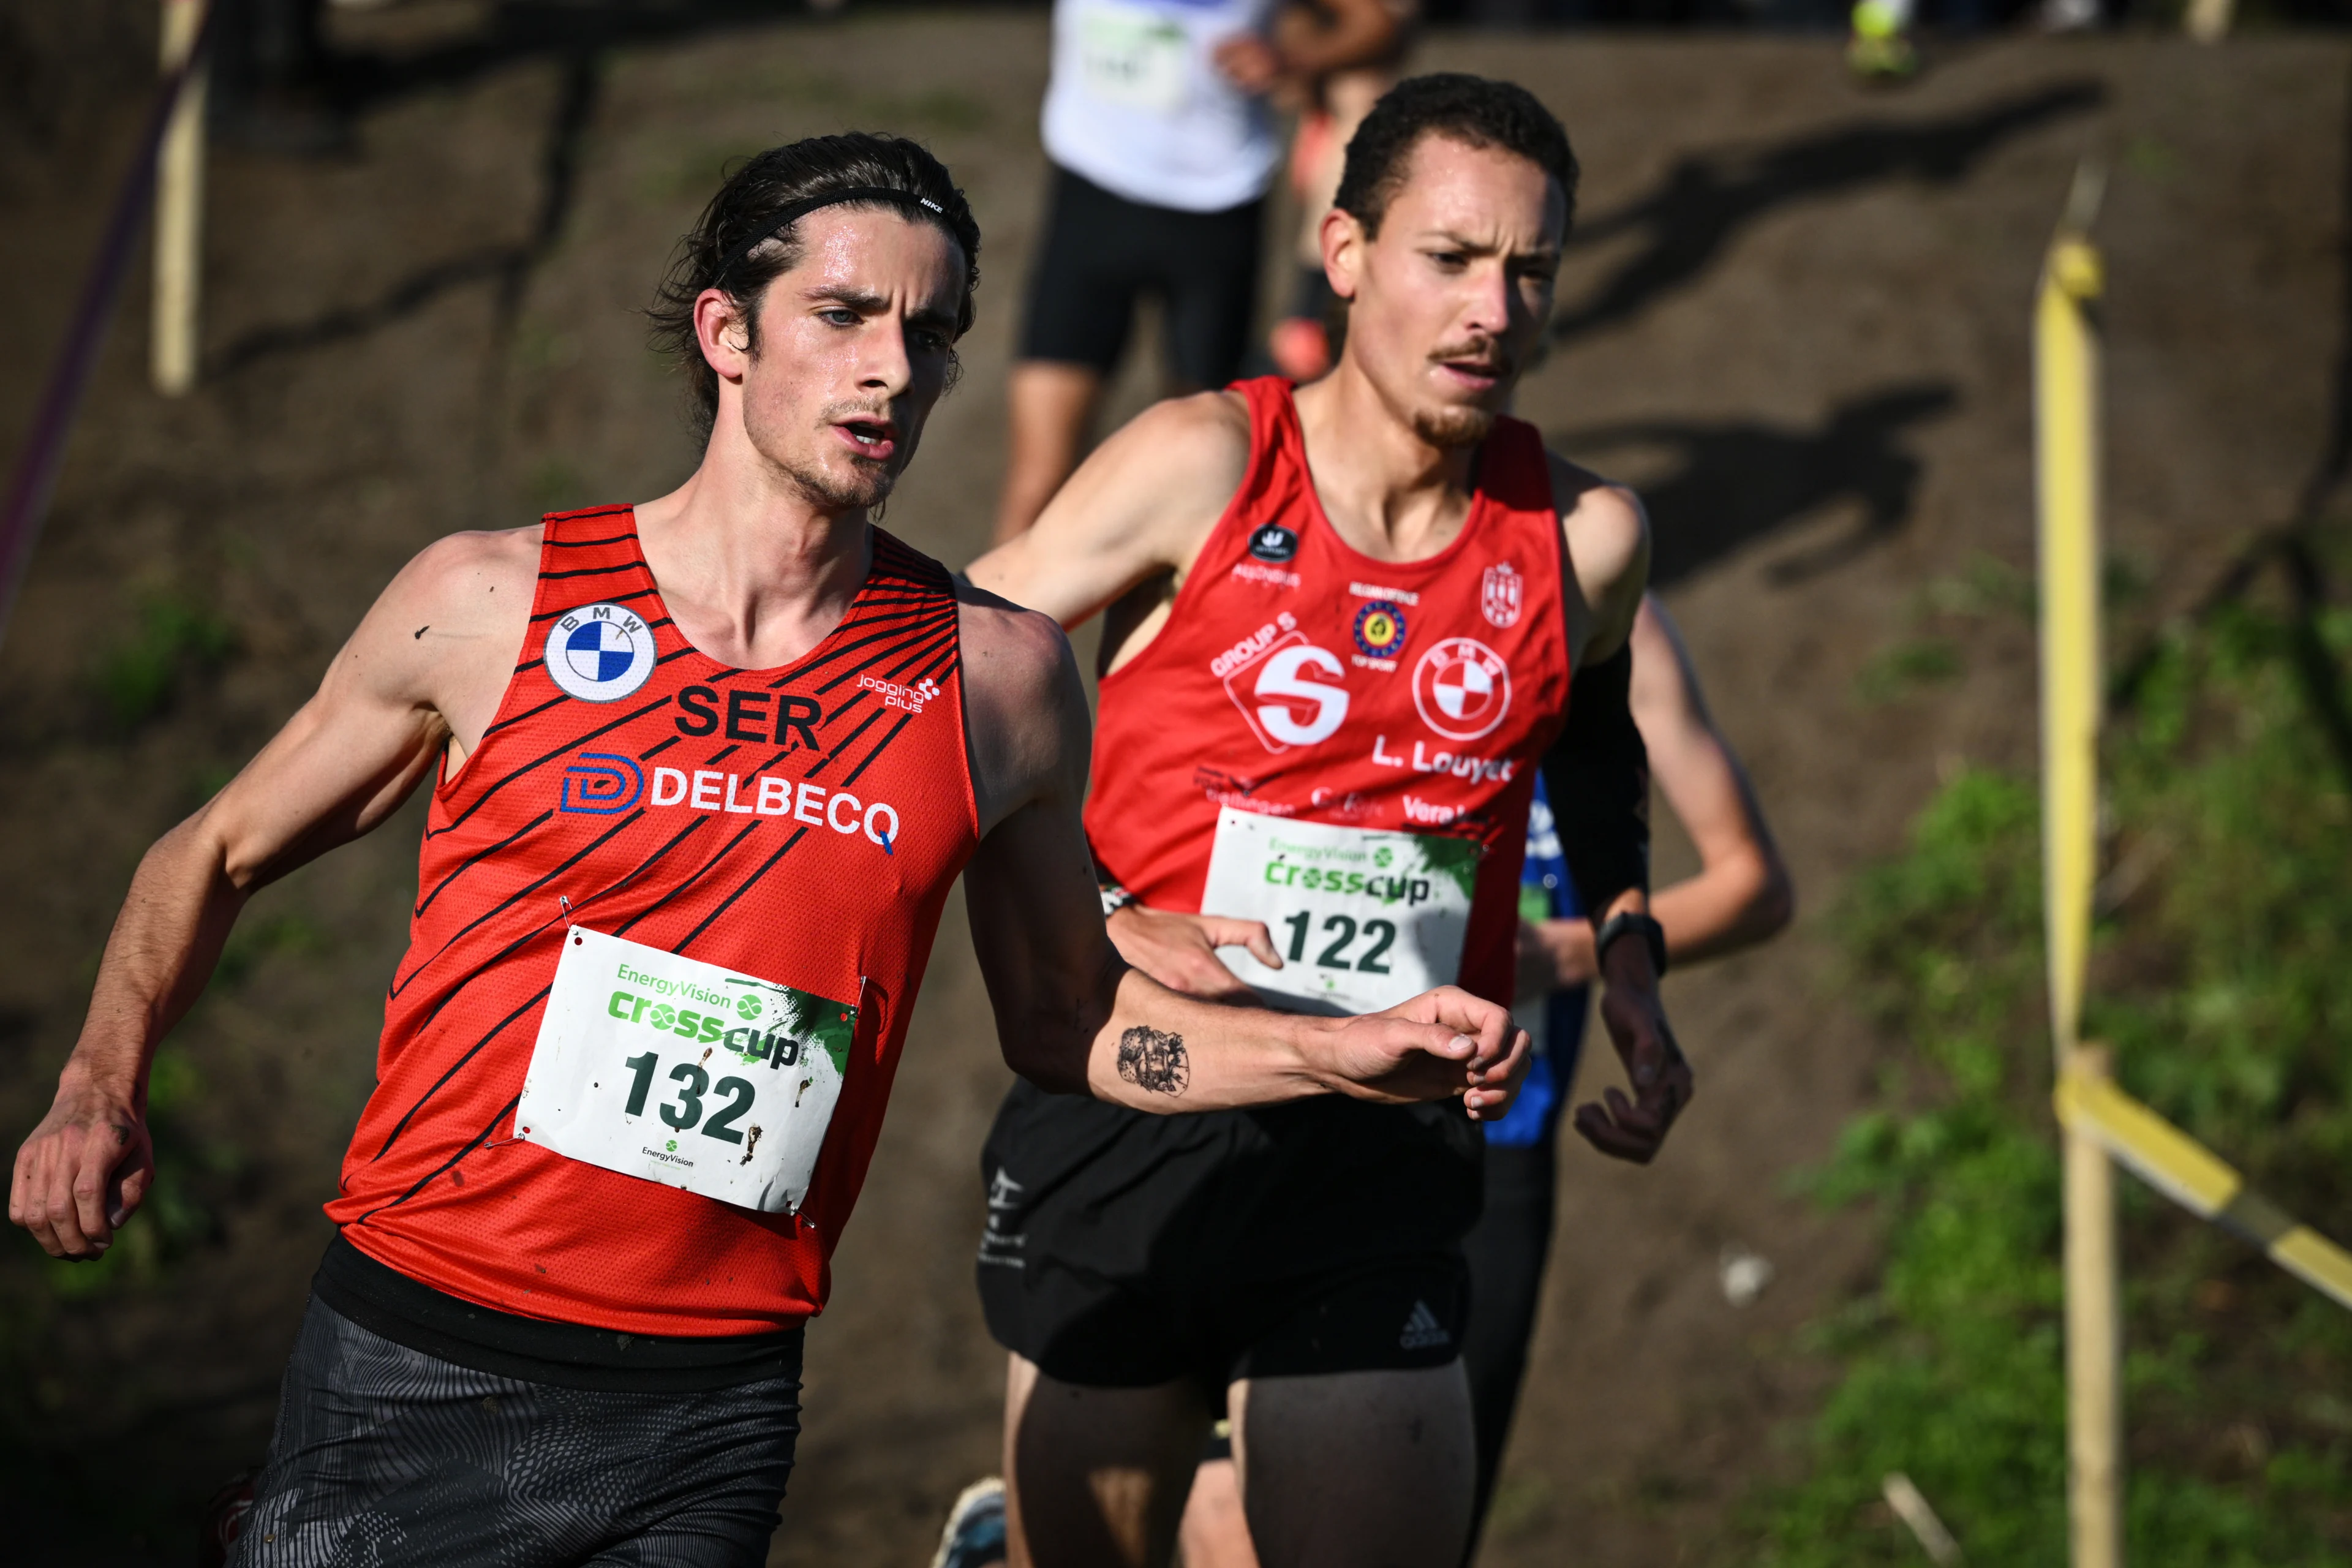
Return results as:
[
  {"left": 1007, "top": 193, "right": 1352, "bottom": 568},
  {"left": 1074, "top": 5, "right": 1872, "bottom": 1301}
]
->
[{"left": 1042, "top": 0, "right": 1284, "bottom": 213}]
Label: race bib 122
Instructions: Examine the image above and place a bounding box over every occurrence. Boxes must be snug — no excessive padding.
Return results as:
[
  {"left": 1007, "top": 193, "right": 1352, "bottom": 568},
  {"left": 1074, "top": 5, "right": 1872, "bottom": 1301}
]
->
[{"left": 1197, "top": 809, "right": 1482, "bottom": 1016}]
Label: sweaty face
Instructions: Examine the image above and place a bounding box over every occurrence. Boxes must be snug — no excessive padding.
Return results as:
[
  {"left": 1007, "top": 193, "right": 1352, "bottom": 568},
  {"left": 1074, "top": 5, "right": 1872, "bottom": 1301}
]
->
[
  {"left": 1342, "top": 135, "right": 1566, "bottom": 449},
  {"left": 729, "top": 209, "right": 965, "bottom": 512}
]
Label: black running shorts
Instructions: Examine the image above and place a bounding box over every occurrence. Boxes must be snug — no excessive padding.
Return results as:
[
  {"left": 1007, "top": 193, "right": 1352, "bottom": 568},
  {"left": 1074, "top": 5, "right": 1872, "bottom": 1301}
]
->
[
  {"left": 976, "top": 1081, "right": 1480, "bottom": 1402},
  {"left": 233, "top": 1297, "right": 801, "bottom": 1567},
  {"left": 1016, "top": 165, "right": 1265, "bottom": 386}
]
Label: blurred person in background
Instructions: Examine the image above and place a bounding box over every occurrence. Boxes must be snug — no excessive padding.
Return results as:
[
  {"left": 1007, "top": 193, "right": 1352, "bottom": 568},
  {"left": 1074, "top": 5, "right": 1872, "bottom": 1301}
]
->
[
  {"left": 1263, "top": 1, "right": 1418, "bottom": 383},
  {"left": 993, "top": 0, "right": 1409, "bottom": 541},
  {"left": 1170, "top": 592, "right": 1793, "bottom": 1567}
]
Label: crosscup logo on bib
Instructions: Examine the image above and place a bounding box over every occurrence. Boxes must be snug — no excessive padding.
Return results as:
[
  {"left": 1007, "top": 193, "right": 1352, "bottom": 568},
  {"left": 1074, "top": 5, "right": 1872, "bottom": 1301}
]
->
[{"left": 545, "top": 603, "right": 657, "bottom": 702}]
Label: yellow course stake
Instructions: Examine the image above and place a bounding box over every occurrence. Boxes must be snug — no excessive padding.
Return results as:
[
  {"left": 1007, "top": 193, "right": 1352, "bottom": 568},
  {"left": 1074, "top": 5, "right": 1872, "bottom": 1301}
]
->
[
  {"left": 2056, "top": 1070, "right": 2352, "bottom": 1311},
  {"left": 2034, "top": 159, "right": 2352, "bottom": 1568},
  {"left": 153, "top": 0, "right": 208, "bottom": 396},
  {"left": 2035, "top": 170, "right": 2120, "bottom": 1568}
]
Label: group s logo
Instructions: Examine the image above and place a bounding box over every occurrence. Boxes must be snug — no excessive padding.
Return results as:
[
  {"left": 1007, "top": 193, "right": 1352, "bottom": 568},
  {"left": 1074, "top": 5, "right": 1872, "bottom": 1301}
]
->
[
  {"left": 1219, "top": 630, "right": 1350, "bottom": 753},
  {"left": 546, "top": 603, "right": 657, "bottom": 702},
  {"left": 560, "top": 752, "right": 644, "bottom": 815},
  {"left": 1413, "top": 637, "right": 1512, "bottom": 742}
]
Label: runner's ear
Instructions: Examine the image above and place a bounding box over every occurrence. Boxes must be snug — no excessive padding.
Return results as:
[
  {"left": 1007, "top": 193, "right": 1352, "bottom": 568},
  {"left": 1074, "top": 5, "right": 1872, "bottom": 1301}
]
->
[{"left": 1321, "top": 206, "right": 1366, "bottom": 303}]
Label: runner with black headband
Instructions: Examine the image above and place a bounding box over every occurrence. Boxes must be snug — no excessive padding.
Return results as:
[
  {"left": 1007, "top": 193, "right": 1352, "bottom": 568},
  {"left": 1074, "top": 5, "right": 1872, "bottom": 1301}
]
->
[{"left": 9, "top": 133, "right": 1527, "bottom": 1568}]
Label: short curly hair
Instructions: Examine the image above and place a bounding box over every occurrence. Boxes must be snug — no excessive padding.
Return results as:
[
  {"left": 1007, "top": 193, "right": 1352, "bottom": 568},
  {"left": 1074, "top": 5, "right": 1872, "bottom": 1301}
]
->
[
  {"left": 647, "top": 133, "right": 981, "bottom": 437},
  {"left": 1333, "top": 75, "right": 1579, "bottom": 239}
]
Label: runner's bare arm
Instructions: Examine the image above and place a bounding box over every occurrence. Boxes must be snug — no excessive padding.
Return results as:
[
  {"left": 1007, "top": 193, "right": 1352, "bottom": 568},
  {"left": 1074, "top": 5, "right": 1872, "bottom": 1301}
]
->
[
  {"left": 1231, "top": 0, "right": 1403, "bottom": 91},
  {"left": 967, "top": 395, "right": 1279, "bottom": 990},
  {"left": 964, "top": 391, "right": 1251, "bottom": 630},
  {"left": 7, "top": 529, "right": 535, "bottom": 1261},
  {"left": 1633, "top": 598, "right": 1795, "bottom": 960},
  {"left": 1539, "top": 455, "right": 1697, "bottom": 1163},
  {"left": 1521, "top": 595, "right": 1795, "bottom": 989},
  {"left": 956, "top": 583, "right": 1529, "bottom": 1115}
]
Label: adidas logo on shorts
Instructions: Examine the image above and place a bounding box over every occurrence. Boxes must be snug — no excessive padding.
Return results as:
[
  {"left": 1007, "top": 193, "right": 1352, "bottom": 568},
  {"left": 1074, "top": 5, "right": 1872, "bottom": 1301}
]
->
[{"left": 1398, "top": 1300, "right": 1451, "bottom": 1351}]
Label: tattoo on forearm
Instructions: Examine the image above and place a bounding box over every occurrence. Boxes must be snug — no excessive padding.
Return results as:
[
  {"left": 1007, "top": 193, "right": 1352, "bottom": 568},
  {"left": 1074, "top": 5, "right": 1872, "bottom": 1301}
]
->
[{"left": 1116, "top": 1027, "right": 1189, "bottom": 1095}]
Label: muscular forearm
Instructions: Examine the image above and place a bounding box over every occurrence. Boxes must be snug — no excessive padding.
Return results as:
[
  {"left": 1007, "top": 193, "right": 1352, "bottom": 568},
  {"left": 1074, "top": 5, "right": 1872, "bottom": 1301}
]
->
[
  {"left": 1649, "top": 846, "right": 1792, "bottom": 967},
  {"left": 1081, "top": 968, "right": 1331, "bottom": 1112},
  {"left": 64, "top": 815, "right": 249, "bottom": 1098}
]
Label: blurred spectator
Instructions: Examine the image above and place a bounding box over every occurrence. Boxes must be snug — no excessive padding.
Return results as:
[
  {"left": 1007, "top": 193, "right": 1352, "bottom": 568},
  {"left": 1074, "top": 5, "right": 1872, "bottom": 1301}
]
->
[
  {"left": 1264, "top": 4, "right": 1415, "bottom": 383},
  {"left": 993, "top": 0, "right": 1405, "bottom": 541}
]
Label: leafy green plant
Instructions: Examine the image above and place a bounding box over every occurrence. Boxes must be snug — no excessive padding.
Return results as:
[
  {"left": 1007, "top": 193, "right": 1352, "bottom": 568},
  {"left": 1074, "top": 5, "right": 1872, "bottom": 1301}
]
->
[
  {"left": 92, "top": 595, "right": 236, "bottom": 729},
  {"left": 1754, "top": 603, "right": 2352, "bottom": 1566}
]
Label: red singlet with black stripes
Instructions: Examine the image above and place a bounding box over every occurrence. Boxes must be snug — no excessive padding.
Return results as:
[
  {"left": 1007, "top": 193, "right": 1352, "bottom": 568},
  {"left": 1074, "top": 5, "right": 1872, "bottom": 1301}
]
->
[
  {"left": 324, "top": 505, "right": 979, "bottom": 1336},
  {"left": 1085, "top": 378, "right": 1572, "bottom": 1006}
]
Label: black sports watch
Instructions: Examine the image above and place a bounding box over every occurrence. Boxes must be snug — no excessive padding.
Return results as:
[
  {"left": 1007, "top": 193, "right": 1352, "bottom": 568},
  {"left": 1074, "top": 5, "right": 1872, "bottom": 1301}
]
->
[{"left": 1593, "top": 910, "right": 1668, "bottom": 979}]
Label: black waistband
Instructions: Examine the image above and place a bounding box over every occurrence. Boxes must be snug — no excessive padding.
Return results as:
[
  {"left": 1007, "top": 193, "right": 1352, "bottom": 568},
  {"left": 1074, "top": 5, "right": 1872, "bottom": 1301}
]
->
[{"left": 312, "top": 1235, "right": 805, "bottom": 1393}]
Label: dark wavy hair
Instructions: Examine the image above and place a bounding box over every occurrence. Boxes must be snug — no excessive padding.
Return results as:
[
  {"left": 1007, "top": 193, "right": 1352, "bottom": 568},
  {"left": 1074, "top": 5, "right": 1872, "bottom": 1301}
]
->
[
  {"left": 647, "top": 133, "right": 981, "bottom": 437},
  {"left": 1333, "top": 75, "right": 1579, "bottom": 239}
]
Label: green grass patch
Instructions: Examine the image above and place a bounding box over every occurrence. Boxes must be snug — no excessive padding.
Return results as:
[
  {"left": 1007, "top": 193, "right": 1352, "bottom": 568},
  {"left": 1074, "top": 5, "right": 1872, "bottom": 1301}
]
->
[
  {"left": 1856, "top": 637, "right": 1964, "bottom": 703},
  {"left": 1752, "top": 600, "right": 2352, "bottom": 1564},
  {"left": 91, "top": 595, "right": 236, "bottom": 730}
]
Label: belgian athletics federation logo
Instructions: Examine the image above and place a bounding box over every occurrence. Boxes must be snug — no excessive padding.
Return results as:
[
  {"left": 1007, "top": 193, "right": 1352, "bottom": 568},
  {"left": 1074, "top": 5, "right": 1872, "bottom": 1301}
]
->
[
  {"left": 1481, "top": 561, "right": 1523, "bottom": 629},
  {"left": 546, "top": 603, "right": 657, "bottom": 702},
  {"left": 1352, "top": 600, "right": 1407, "bottom": 660},
  {"left": 1413, "top": 637, "right": 1512, "bottom": 742}
]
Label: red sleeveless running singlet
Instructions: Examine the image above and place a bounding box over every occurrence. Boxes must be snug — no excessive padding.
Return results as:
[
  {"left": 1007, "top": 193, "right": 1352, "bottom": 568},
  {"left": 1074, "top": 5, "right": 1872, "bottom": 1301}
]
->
[
  {"left": 1085, "top": 378, "right": 1572, "bottom": 1006},
  {"left": 325, "top": 506, "right": 979, "bottom": 1336}
]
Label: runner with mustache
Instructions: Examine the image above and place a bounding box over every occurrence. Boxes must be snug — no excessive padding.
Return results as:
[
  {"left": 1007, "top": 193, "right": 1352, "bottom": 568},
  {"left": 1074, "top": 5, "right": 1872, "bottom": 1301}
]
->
[{"left": 937, "top": 76, "right": 1689, "bottom": 1568}]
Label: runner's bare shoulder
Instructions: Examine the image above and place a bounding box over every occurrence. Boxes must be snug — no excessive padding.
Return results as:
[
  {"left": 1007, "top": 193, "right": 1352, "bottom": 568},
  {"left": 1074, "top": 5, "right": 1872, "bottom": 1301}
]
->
[
  {"left": 1545, "top": 450, "right": 1649, "bottom": 655},
  {"left": 1061, "top": 388, "right": 1254, "bottom": 556},
  {"left": 331, "top": 524, "right": 542, "bottom": 715},
  {"left": 954, "top": 577, "right": 1088, "bottom": 827}
]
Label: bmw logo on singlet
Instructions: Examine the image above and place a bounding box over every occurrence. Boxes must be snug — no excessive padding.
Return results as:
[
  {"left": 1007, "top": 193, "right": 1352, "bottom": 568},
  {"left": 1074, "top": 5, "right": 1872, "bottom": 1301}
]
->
[{"left": 545, "top": 603, "right": 657, "bottom": 703}]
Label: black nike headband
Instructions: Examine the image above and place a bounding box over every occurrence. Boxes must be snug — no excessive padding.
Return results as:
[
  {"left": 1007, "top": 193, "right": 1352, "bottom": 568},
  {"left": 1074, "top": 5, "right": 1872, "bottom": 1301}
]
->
[{"left": 711, "top": 186, "right": 951, "bottom": 288}]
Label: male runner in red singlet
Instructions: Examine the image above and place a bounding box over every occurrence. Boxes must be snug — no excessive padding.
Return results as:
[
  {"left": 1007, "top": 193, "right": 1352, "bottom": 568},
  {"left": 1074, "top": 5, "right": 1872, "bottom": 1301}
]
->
[
  {"left": 6, "top": 133, "right": 1526, "bottom": 1568},
  {"left": 951, "top": 77, "right": 1689, "bottom": 1568}
]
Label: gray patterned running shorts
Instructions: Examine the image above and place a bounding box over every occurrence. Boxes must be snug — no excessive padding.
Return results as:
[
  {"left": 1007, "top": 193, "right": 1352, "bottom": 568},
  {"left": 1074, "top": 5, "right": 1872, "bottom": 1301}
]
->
[{"left": 231, "top": 1298, "right": 801, "bottom": 1567}]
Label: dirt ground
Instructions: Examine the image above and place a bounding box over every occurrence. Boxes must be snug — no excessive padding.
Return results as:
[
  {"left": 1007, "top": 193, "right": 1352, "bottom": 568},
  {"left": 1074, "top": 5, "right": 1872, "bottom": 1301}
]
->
[{"left": 0, "top": 5, "right": 2344, "bottom": 1562}]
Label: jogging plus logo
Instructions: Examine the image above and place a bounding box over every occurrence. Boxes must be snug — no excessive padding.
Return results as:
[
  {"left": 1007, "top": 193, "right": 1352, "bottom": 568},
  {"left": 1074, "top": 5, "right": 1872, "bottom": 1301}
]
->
[
  {"left": 559, "top": 752, "right": 644, "bottom": 814},
  {"left": 545, "top": 603, "right": 657, "bottom": 702},
  {"left": 858, "top": 674, "right": 941, "bottom": 714}
]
